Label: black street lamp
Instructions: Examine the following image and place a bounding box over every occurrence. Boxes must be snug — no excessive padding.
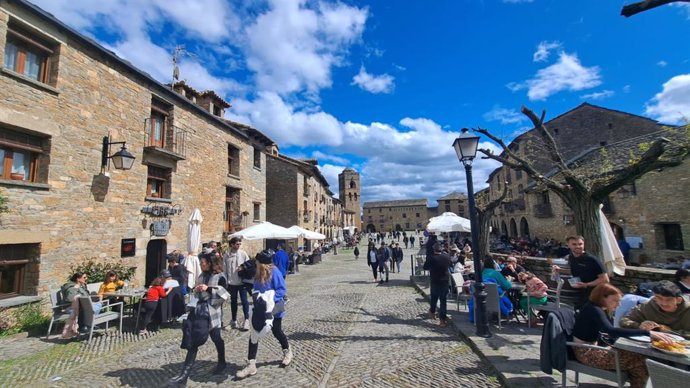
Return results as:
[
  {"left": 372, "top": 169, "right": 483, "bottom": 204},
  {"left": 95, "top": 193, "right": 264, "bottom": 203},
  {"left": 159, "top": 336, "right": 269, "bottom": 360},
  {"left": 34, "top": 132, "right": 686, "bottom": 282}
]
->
[
  {"left": 101, "top": 135, "right": 136, "bottom": 172},
  {"left": 452, "top": 128, "right": 491, "bottom": 338}
]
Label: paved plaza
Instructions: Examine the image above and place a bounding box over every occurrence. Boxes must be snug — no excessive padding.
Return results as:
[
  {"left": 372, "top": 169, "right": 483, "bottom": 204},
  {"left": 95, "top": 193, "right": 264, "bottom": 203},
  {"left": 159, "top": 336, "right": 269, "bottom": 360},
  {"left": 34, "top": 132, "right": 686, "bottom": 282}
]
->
[{"left": 0, "top": 240, "right": 501, "bottom": 388}]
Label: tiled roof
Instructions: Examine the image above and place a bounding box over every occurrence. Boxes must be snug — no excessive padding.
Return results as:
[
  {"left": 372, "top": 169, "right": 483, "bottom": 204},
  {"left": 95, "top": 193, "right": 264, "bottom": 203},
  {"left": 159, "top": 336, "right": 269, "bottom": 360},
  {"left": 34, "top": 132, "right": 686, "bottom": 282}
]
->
[
  {"left": 363, "top": 199, "right": 428, "bottom": 208},
  {"left": 199, "top": 90, "right": 231, "bottom": 108},
  {"left": 437, "top": 191, "right": 467, "bottom": 201}
]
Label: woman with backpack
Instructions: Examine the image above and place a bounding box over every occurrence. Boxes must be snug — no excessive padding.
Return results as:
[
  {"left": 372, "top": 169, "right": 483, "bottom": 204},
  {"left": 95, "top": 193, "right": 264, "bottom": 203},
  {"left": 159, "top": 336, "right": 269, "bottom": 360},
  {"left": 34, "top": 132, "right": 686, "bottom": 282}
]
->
[
  {"left": 169, "top": 253, "right": 229, "bottom": 386},
  {"left": 236, "top": 250, "right": 292, "bottom": 379}
]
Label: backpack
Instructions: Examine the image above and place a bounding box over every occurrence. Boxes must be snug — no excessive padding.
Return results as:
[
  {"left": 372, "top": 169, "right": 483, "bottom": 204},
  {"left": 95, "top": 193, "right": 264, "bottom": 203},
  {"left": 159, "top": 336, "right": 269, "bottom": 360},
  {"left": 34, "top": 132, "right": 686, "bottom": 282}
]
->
[{"left": 238, "top": 259, "right": 257, "bottom": 280}]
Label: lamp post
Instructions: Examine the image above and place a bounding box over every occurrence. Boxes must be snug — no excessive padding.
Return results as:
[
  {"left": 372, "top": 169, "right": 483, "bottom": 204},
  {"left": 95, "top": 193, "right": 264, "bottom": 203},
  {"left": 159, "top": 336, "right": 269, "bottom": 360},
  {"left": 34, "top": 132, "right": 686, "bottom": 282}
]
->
[
  {"left": 101, "top": 135, "right": 136, "bottom": 172},
  {"left": 453, "top": 128, "right": 491, "bottom": 338}
]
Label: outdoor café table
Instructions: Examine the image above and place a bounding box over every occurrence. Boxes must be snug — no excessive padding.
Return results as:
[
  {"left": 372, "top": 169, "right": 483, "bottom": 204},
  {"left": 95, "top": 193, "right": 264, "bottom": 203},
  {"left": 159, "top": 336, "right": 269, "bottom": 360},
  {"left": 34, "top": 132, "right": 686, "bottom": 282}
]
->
[
  {"left": 507, "top": 283, "right": 526, "bottom": 323},
  {"left": 614, "top": 337, "right": 690, "bottom": 368},
  {"left": 104, "top": 289, "right": 146, "bottom": 326}
]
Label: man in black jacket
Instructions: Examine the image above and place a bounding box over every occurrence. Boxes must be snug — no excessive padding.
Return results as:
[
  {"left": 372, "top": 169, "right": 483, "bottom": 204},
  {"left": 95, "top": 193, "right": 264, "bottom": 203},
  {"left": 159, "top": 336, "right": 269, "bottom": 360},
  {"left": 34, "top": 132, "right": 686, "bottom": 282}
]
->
[{"left": 423, "top": 242, "right": 453, "bottom": 326}]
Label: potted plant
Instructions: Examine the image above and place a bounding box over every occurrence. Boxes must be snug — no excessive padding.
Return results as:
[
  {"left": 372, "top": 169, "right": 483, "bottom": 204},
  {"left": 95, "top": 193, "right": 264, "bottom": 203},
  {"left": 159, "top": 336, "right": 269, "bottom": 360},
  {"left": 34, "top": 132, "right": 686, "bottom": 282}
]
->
[{"left": 9, "top": 172, "right": 24, "bottom": 180}]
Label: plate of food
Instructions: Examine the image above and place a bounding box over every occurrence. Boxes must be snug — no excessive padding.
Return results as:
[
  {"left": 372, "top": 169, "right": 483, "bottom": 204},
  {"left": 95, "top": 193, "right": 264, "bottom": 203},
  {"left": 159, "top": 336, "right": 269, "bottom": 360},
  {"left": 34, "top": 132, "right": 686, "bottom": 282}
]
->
[
  {"left": 629, "top": 335, "right": 651, "bottom": 342},
  {"left": 650, "top": 340, "right": 689, "bottom": 356}
]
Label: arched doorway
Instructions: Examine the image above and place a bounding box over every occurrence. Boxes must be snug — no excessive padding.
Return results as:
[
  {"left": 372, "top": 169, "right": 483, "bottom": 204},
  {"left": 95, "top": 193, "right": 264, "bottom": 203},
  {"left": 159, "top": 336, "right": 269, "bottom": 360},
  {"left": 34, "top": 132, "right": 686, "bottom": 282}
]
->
[
  {"left": 509, "top": 218, "right": 518, "bottom": 238},
  {"left": 500, "top": 221, "right": 508, "bottom": 237},
  {"left": 520, "top": 217, "right": 530, "bottom": 238},
  {"left": 146, "top": 239, "right": 167, "bottom": 286},
  {"left": 366, "top": 223, "right": 376, "bottom": 233},
  {"left": 395, "top": 224, "right": 402, "bottom": 231}
]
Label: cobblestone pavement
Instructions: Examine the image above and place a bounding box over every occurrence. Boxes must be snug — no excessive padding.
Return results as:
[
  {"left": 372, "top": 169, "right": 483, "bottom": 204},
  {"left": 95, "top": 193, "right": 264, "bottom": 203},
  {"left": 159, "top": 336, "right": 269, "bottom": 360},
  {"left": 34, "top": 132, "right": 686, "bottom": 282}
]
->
[{"left": 0, "top": 238, "right": 501, "bottom": 388}]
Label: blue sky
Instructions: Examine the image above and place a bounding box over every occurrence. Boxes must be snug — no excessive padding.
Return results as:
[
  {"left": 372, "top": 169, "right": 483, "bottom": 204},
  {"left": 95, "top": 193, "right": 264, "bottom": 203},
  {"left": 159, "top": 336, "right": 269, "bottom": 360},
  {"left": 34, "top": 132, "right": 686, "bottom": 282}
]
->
[{"left": 31, "top": 0, "right": 690, "bottom": 206}]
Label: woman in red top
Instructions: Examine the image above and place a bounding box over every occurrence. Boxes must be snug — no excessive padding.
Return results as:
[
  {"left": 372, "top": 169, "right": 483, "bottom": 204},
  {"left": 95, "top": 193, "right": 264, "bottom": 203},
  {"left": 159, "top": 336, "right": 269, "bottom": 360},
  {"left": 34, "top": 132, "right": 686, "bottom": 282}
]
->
[{"left": 139, "top": 276, "right": 167, "bottom": 335}]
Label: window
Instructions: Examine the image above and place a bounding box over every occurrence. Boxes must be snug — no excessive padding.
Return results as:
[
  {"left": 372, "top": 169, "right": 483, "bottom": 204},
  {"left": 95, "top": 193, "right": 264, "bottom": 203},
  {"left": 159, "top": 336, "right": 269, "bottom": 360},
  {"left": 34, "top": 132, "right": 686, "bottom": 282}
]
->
[
  {"left": 224, "top": 187, "right": 241, "bottom": 233},
  {"left": 445, "top": 203, "right": 451, "bottom": 211},
  {"left": 515, "top": 169, "right": 522, "bottom": 180},
  {"left": 405, "top": 222, "right": 410, "bottom": 229},
  {"left": 3, "top": 25, "right": 56, "bottom": 84},
  {"left": 0, "top": 128, "right": 46, "bottom": 183},
  {"left": 402, "top": 213, "right": 406, "bottom": 218},
  {"left": 147, "top": 99, "right": 171, "bottom": 148},
  {"left": 253, "top": 147, "right": 261, "bottom": 169},
  {"left": 416, "top": 213, "right": 420, "bottom": 217},
  {"left": 253, "top": 202, "right": 261, "bottom": 222},
  {"left": 349, "top": 180, "right": 356, "bottom": 189},
  {"left": 658, "top": 223, "right": 684, "bottom": 251},
  {"left": 379, "top": 209, "right": 382, "bottom": 213},
  {"left": 0, "top": 244, "right": 38, "bottom": 299},
  {"left": 146, "top": 165, "right": 171, "bottom": 199},
  {"left": 227, "top": 144, "right": 240, "bottom": 176}
]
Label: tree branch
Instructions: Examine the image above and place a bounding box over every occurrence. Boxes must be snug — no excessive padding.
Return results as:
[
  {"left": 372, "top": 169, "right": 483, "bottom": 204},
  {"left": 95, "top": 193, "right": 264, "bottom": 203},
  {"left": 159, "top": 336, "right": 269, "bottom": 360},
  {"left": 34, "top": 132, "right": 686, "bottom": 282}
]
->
[
  {"left": 621, "top": 0, "right": 690, "bottom": 17},
  {"left": 592, "top": 138, "right": 688, "bottom": 197}
]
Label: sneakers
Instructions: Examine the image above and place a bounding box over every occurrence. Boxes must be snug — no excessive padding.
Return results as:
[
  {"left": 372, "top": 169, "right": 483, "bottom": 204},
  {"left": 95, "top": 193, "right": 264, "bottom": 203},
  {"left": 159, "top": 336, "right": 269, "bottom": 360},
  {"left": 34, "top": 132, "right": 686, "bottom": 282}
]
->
[
  {"left": 281, "top": 347, "right": 293, "bottom": 367},
  {"left": 241, "top": 319, "right": 250, "bottom": 331},
  {"left": 230, "top": 320, "right": 238, "bottom": 329},
  {"left": 236, "top": 360, "right": 257, "bottom": 379}
]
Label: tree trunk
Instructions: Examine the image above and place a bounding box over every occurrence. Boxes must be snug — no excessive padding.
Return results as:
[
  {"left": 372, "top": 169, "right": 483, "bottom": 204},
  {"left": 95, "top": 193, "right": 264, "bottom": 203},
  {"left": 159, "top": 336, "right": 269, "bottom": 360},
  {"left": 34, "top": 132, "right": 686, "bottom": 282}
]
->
[
  {"left": 563, "top": 193, "right": 603, "bottom": 259},
  {"left": 477, "top": 208, "right": 492, "bottom": 259}
]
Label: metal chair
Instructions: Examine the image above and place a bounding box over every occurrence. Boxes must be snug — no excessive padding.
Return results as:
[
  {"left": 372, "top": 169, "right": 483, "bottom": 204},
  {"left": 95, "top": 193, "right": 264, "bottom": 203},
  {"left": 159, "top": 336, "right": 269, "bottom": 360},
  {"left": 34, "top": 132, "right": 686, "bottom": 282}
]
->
[
  {"left": 646, "top": 358, "right": 690, "bottom": 387},
  {"left": 451, "top": 272, "right": 471, "bottom": 311},
  {"left": 484, "top": 282, "right": 505, "bottom": 329},
  {"left": 563, "top": 342, "right": 628, "bottom": 388},
  {"left": 46, "top": 289, "right": 71, "bottom": 338},
  {"left": 78, "top": 296, "right": 123, "bottom": 342},
  {"left": 531, "top": 278, "right": 573, "bottom": 327}
]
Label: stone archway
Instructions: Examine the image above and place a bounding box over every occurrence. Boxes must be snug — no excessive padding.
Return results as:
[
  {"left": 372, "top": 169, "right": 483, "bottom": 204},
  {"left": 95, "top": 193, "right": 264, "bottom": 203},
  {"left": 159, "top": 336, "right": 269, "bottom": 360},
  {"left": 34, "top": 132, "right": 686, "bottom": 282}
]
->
[
  {"left": 509, "top": 218, "right": 518, "bottom": 238},
  {"left": 366, "top": 223, "right": 376, "bottom": 233},
  {"left": 520, "top": 217, "right": 530, "bottom": 238},
  {"left": 500, "top": 221, "right": 508, "bottom": 237}
]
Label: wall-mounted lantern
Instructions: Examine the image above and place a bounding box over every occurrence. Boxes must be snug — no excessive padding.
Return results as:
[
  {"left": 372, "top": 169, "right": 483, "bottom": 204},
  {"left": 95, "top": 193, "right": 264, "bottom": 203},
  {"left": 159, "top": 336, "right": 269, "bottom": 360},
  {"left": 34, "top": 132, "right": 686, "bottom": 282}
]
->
[{"left": 101, "top": 135, "right": 136, "bottom": 172}]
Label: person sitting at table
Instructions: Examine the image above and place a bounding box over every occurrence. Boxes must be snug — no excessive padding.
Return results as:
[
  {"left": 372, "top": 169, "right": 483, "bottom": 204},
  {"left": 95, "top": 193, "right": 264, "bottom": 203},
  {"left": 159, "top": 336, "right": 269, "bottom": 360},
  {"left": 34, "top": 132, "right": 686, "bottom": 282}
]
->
[
  {"left": 482, "top": 257, "right": 512, "bottom": 290},
  {"left": 161, "top": 270, "right": 180, "bottom": 290},
  {"left": 518, "top": 271, "right": 548, "bottom": 326},
  {"left": 674, "top": 268, "right": 690, "bottom": 296},
  {"left": 501, "top": 256, "right": 525, "bottom": 281},
  {"left": 619, "top": 280, "right": 690, "bottom": 336},
  {"left": 98, "top": 271, "right": 125, "bottom": 312},
  {"left": 61, "top": 272, "right": 103, "bottom": 335},
  {"left": 167, "top": 254, "right": 188, "bottom": 295},
  {"left": 572, "top": 283, "right": 675, "bottom": 388},
  {"left": 139, "top": 276, "right": 168, "bottom": 335}
]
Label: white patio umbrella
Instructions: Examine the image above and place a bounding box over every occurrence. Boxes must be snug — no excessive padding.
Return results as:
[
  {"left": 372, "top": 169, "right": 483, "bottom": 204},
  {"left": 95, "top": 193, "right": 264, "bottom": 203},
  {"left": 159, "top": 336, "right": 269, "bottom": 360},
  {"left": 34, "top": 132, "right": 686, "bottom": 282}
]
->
[
  {"left": 288, "top": 225, "right": 327, "bottom": 240},
  {"left": 185, "top": 208, "right": 203, "bottom": 288},
  {"left": 229, "top": 221, "right": 301, "bottom": 240},
  {"left": 426, "top": 212, "right": 472, "bottom": 233},
  {"left": 598, "top": 205, "right": 626, "bottom": 276}
]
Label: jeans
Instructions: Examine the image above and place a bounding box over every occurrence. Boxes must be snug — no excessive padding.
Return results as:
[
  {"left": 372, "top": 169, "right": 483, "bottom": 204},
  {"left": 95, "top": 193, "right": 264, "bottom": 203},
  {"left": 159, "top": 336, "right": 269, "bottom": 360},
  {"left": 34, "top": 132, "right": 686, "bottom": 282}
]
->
[
  {"left": 429, "top": 282, "right": 448, "bottom": 320},
  {"left": 140, "top": 300, "right": 159, "bottom": 330},
  {"left": 378, "top": 261, "right": 389, "bottom": 281},
  {"left": 248, "top": 317, "right": 289, "bottom": 360},
  {"left": 228, "top": 284, "right": 250, "bottom": 321}
]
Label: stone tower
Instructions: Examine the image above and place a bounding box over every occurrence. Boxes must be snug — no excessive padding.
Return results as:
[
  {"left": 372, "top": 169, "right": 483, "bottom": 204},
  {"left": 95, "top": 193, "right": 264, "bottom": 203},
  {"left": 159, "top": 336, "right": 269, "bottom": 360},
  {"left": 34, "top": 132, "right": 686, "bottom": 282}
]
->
[{"left": 338, "top": 168, "right": 361, "bottom": 231}]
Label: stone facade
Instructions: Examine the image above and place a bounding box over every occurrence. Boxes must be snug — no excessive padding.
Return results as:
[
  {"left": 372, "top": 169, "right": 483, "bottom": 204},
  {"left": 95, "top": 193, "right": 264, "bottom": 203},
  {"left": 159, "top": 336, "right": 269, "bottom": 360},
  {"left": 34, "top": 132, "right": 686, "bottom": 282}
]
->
[
  {"left": 266, "top": 154, "right": 343, "bottom": 246},
  {"left": 0, "top": 1, "right": 271, "bottom": 302},
  {"left": 363, "top": 199, "right": 429, "bottom": 232},
  {"left": 436, "top": 191, "right": 469, "bottom": 218},
  {"left": 338, "top": 168, "right": 361, "bottom": 231},
  {"left": 485, "top": 103, "right": 689, "bottom": 263}
]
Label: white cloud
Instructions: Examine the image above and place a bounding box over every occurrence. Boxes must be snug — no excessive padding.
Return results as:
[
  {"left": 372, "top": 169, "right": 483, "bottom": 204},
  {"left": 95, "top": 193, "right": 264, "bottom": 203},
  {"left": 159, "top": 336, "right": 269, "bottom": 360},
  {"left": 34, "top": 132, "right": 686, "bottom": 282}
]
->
[
  {"left": 351, "top": 66, "right": 395, "bottom": 94},
  {"left": 657, "top": 60, "right": 668, "bottom": 67},
  {"left": 312, "top": 151, "right": 349, "bottom": 165},
  {"left": 623, "top": 85, "right": 632, "bottom": 93},
  {"left": 510, "top": 52, "right": 602, "bottom": 100},
  {"left": 671, "top": 3, "right": 690, "bottom": 19},
  {"left": 244, "top": 0, "right": 368, "bottom": 95},
  {"left": 483, "top": 106, "right": 527, "bottom": 125},
  {"left": 533, "top": 41, "right": 561, "bottom": 62},
  {"left": 645, "top": 74, "right": 690, "bottom": 124},
  {"left": 580, "top": 90, "right": 615, "bottom": 100}
]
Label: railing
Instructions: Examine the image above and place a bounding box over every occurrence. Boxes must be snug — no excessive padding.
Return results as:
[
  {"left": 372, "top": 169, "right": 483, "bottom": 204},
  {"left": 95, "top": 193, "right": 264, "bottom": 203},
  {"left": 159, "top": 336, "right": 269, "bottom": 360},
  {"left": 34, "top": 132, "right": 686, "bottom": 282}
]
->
[
  {"left": 143, "top": 118, "right": 187, "bottom": 157},
  {"left": 533, "top": 203, "right": 554, "bottom": 218}
]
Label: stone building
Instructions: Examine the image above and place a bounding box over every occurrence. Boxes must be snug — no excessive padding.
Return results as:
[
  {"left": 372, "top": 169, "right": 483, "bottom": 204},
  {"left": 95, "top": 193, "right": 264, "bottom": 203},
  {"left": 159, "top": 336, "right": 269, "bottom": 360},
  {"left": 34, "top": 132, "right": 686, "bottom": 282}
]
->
[
  {"left": 436, "top": 191, "right": 469, "bottom": 218},
  {"left": 484, "top": 103, "right": 689, "bottom": 263},
  {"left": 362, "top": 199, "right": 429, "bottom": 233},
  {"left": 0, "top": 0, "right": 273, "bottom": 304},
  {"left": 266, "top": 154, "right": 343, "bottom": 247},
  {"left": 338, "top": 168, "right": 361, "bottom": 231}
]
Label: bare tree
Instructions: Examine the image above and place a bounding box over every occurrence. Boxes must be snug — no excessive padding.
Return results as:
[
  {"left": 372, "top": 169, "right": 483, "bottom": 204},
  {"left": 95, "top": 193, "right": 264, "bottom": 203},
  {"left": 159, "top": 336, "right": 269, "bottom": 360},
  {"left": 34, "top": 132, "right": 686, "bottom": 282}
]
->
[
  {"left": 621, "top": 0, "right": 690, "bottom": 17},
  {"left": 476, "top": 106, "right": 688, "bottom": 258}
]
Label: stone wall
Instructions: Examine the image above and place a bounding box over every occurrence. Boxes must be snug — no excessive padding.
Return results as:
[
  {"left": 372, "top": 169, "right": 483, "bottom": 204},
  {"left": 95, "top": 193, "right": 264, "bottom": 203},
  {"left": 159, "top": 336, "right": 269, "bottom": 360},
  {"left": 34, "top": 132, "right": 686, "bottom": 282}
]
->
[{"left": 0, "top": 5, "right": 267, "bottom": 302}]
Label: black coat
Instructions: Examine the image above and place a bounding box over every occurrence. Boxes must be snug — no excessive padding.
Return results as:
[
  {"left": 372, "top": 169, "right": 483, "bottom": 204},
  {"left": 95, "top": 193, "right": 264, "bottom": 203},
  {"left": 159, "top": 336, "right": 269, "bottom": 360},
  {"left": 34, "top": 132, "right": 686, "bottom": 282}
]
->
[{"left": 181, "top": 302, "right": 210, "bottom": 350}]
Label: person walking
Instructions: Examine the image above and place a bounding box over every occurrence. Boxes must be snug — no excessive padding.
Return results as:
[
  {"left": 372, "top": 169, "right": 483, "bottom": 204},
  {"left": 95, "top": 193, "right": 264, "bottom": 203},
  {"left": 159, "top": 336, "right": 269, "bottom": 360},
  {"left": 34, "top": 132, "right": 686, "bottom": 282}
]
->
[
  {"left": 353, "top": 246, "right": 360, "bottom": 260},
  {"left": 367, "top": 243, "right": 378, "bottom": 282},
  {"left": 273, "top": 244, "right": 289, "bottom": 279},
  {"left": 410, "top": 236, "right": 415, "bottom": 248},
  {"left": 236, "top": 250, "right": 293, "bottom": 379},
  {"left": 423, "top": 242, "right": 453, "bottom": 326},
  {"left": 169, "top": 254, "right": 229, "bottom": 385},
  {"left": 392, "top": 242, "right": 404, "bottom": 273},
  {"left": 223, "top": 237, "right": 251, "bottom": 330},
  {"left": 377, "top": 242, "right": 390, "bottom": 283}
]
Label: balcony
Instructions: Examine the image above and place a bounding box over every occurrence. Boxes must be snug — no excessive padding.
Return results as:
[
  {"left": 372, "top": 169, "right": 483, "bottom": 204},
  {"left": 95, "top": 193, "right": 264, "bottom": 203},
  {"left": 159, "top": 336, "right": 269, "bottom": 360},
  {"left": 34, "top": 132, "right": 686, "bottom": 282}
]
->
[
  {"left": 143, "top": 119, "right": 187, "bottom": 160},
  {"left": 303, "top": 214, "right": 310, "bottom": 223},
  {"left": 533, "top": 203, "right": 554, "bottom": 218}
]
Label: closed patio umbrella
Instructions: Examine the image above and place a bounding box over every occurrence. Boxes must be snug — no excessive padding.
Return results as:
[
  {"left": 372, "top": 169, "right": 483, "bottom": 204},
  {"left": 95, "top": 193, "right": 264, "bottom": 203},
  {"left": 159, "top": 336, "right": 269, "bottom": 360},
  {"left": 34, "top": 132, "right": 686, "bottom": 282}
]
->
[
  {"left": 598, "top": 205, "right": 626, "bottom": 276},
  {"left": 185, "top": 208, "right": 203, "bottom": 288}
]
